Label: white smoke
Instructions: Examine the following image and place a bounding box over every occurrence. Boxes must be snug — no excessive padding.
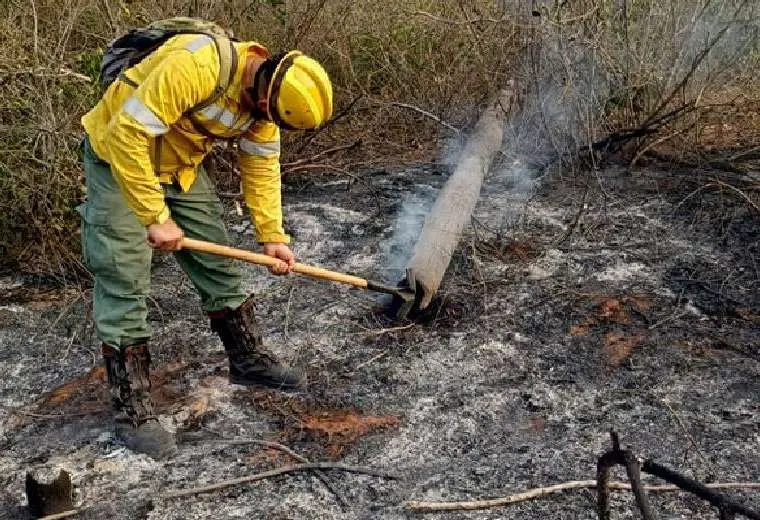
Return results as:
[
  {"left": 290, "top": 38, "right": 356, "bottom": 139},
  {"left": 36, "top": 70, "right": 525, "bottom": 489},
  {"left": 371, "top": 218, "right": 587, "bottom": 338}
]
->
[
  {"left": 381, "top": 184, "right": 437, "bottom": 280},
  {"left": 497, "top": 36, "right": 610, "bottom": 228},
  {"left": 382, "top": 1, "right": 759, "bottom": 276}
]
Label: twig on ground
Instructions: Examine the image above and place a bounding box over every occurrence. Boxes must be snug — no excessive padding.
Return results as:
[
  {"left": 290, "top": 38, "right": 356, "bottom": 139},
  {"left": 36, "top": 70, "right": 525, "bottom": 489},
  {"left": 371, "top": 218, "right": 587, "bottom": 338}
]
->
[
  {"left": 630, "top": 125, "right": 695, "bottom": 167},
  {"left": 407, "top": 9, "right": 509, "bottom": 25},
  {"left": 411, "top": 432, "right": 760, "bottom": 515},
  {"left": 710, "top": 179, "right": 760, "bottom": 214},
  {"left": 193, "top": 436, "right": 348, "bottom": 510},
  {"left": 349, "top": 351, "right": 390, "bottom": 375},
  {"left": 596, "top": 431, "right": 620, "bottom": 520},
  {"left": 553, "top": 180, "right": 590, "bottom": 245},
  {"left": 675, "top": 180, "right": 760, "bottom": 215},
  {"left": 1, "top": 67, "right": 91, "bottom": 82},
  {"left": 728, "top": 146, "right": 760, "bottom": 162},
  {"left": 161, "top": 463, "right": 400, "bottom": 500},
  {"left": 350, "top": 323, "right": 415, "bottom": 336},
  {"left": 621, "top": 444, "right": 657, "bottom": 520},
  {"left": 406, "top": 481, "right": 760, "bottom": 513},
  {"left": 37, "top": 508, "right": 88, "bottom": 520},
  {"left": 648, "top": 307, "right": 690, "bottom": 330},
  {"left": 0, "top": 405, "right": 104, "bottom": 420},
  {"left": 600, "top": 431, "right": 760, "bottom": 520},
  {"left": 662, "top": 399, "right": 714, "bottom": 474}
]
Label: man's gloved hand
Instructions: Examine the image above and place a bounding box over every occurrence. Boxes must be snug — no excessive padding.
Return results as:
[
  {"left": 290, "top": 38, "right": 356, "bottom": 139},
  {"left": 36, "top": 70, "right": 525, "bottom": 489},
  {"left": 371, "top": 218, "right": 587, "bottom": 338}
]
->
[
  {"left": 263, "top": 243, "right": 295, "bottom": 275},
  {"left": 147, "top": 218, "right": 184, "bottom": 251}
]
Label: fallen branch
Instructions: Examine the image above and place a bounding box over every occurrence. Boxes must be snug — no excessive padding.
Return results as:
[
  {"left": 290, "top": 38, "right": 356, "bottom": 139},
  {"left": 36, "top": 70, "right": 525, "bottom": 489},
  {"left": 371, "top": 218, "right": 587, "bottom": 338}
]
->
[
  {"left": 675, "top": 180, "right": 760, "bottom": 215},
  {"left": 599, "top": 431, "right": 760, "bottom": 520},
  {"left": 406, "top": 481, "right": 760, "bottom": 513},
  {"left": 406, "top": 88, "right": 513, "bottom": 309},
  {"left": 710, "top": 178, "right": 760, "bottom": 214},
  {"left": 349, "top": 323, "right": 416, "bottom": 336},
  {"left": 161, "top": 463, "right": 400, "bottom": 500},
  {"left": 37, "top": 509, "right": 87, "bottom": 520},
  {"left": 189, "top": 436, "right": 347, "bottom": 509}
]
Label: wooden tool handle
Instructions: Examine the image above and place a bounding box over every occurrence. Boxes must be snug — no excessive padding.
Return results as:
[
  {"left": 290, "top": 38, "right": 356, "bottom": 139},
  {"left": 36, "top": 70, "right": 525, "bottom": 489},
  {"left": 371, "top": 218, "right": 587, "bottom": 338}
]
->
[{"left": 181, "top": 238, "right": 369, "bottom": 289}]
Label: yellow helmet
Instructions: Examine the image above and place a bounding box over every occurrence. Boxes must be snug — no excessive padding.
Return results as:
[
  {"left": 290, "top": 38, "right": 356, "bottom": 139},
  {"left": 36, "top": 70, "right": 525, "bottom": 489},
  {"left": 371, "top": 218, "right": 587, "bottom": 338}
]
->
[{"left": 267, "top": 51, "right": 333, "bottom": 130}]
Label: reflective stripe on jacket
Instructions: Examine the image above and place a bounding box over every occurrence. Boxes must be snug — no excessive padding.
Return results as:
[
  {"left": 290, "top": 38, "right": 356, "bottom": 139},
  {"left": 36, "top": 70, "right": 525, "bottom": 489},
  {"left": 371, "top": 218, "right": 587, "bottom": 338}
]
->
[{"left": 81, "top": 34, "right": 289, "bottom": 244}]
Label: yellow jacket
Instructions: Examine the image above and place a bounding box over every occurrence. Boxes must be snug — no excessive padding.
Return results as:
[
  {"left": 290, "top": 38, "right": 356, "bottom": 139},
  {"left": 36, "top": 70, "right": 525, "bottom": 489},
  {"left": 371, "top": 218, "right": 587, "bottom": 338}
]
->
[{"left": 82, "top": 34, "right": 289, "bottom": 244}]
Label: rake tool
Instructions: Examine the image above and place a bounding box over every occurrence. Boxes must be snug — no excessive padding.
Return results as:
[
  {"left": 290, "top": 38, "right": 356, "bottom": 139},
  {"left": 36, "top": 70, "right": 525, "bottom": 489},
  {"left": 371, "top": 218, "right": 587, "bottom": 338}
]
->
[{"left": 181, "top": 238, "right": 417, "bottom": 319}]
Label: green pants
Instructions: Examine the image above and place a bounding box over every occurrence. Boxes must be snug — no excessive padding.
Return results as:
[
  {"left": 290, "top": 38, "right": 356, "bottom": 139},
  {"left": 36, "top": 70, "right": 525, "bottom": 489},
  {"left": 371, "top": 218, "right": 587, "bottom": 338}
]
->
[{"left": 78, "top": 138, "right": 247, "bottom": 348}]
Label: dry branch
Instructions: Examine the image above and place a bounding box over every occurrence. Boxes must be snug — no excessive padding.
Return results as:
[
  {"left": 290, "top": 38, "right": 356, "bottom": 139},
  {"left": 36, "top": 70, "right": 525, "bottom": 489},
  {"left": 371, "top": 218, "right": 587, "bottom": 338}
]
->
[
  {"left": 189, "top": 436, "right": 347, "bottom": 509},
  {"left": 382, "top": 101, "right": 460, "bottom": 133},
  {"left": 599, "top": 432, "right": 760, "bottom": 520},
  {"left": 406, "top": 481, "right": 760, "bottom": 513},
  {"left": 161, "top": 463, "right": 399, "bottom": 500},
  {"left": 37, "top": 509, "right": 86, "bottom": 520}
]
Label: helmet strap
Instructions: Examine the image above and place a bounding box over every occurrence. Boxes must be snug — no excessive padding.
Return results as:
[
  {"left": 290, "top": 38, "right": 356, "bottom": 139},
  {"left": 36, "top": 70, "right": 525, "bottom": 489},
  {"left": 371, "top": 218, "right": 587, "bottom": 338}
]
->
[
  {"left": 249, "top": 53, "right": 287, "bottom": 121},
  {"left": 267, "top": 52, "right": 301, "bottom": 130}
]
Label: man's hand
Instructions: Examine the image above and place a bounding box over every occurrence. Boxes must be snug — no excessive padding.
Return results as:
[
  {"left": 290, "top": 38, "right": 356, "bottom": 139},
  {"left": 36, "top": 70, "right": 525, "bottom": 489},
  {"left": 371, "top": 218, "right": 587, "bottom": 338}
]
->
[
  {"left": 147, "top": 218, "right": 184, "bottom": 251},
  {"left": 263, "top": 243, "right": 295, "bottom": 275}
]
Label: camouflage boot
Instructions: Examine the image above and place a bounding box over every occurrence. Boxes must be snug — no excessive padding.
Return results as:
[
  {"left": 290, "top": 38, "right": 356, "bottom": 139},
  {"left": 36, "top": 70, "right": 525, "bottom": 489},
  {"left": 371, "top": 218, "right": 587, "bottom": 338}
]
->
[
  {"left": 101, "top": 344, "right": 177, "bottom": 459},
  {"left": 209, "top": 297, "right": 305, "bottom": 389}
]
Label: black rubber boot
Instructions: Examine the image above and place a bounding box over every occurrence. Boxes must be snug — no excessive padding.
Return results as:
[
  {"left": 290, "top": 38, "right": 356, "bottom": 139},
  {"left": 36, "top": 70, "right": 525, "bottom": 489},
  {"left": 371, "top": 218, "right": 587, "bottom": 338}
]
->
[
  {"left": 209, "top": 297, "right": 305, "bottom": 389},
  {"left": 102, "top": 344, "right": 177, "bottom": 459}
]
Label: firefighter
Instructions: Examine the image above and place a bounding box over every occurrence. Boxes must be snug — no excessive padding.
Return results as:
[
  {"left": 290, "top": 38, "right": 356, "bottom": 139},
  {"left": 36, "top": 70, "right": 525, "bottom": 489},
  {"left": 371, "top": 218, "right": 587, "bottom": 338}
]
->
[{"left": 79, "top": 21, "right": 333, "bottom": 458}]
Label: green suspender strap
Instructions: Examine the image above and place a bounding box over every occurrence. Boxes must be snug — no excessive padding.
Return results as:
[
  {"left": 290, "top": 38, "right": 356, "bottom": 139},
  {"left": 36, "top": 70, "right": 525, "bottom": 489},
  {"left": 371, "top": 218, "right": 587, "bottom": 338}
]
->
[{"left": 186, "top": 36, "right": 239, "bottom": 140}]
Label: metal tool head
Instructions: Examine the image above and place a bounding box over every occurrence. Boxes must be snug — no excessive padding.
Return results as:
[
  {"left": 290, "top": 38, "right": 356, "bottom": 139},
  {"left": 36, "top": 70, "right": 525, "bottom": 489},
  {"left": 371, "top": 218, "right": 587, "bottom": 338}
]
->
[{"left": 366, "top": 279, "right": 417, "bottom": 320}]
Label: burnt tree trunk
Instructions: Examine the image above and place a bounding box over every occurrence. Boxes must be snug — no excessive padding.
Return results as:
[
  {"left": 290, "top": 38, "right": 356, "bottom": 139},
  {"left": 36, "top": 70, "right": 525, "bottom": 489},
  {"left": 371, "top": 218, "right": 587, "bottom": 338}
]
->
[{"left": 406, "top": 88, "right": 514, "bottom": 308}]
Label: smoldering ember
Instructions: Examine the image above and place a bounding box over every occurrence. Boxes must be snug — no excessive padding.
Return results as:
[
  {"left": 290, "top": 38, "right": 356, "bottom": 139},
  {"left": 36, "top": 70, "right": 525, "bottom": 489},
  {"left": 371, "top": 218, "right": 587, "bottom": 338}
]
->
[{"left": 1, "top": 2, "right": 760, "bottom": 520}]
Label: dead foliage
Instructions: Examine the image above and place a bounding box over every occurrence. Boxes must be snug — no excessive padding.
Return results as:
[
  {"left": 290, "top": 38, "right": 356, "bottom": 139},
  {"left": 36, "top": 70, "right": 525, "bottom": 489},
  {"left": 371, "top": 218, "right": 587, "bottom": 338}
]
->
[
  {"left": 603, "top": 332, "right": 645, "bottom": 368},
  {"left": 504, "top": 240, "right": 538, "bottom": 262},
  {"left": 244, "top": 448, "right": 293, "bottom": 467},
  {"left": 149, "top": 361, "right": 190, "bottom": 407},
  {"left": 569, "top": 295, "right": 650, "bottom": 368},
  {"left": 570, "top": 295, "right": 649, "bottom": 336},
  {"left": 299, "top": 410, "right": 399, "bottom": 457},
  {"left": 41, "top": 366, "right": 105, "bottom": 407},
  {"left": 244, "top": 388, "right": 399, "bottom": 459},
  {"left": 529, "top": 416, "right": 546, "bottom": 433},
  {"left": 32, "top": 360, "right": 190, "bottom": 418},
  {"left": 475, "top": 237, "right": 539, "bottom": 264}
]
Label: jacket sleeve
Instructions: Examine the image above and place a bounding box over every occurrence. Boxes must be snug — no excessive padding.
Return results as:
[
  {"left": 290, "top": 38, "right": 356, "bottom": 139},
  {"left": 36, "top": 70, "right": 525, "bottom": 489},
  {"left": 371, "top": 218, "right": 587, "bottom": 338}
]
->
[
  {"left": 102, "top": 46, "right": 215, "bottom": 226},
  {"left": 238, "top": 121, "right": 290, "bottom": 244}
]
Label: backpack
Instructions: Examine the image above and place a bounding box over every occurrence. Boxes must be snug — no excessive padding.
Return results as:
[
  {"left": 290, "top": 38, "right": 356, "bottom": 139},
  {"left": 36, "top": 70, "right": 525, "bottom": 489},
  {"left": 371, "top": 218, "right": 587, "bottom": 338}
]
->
[{"left": 99, "top": 17, "right": 238, "bottom": 113}]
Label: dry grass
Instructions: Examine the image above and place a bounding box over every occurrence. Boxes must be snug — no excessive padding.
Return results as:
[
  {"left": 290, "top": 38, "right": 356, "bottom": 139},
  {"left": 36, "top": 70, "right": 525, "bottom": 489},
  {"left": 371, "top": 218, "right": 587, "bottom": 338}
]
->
[{"left": 0, "top": 0, "right": 758, "bottom": 275}]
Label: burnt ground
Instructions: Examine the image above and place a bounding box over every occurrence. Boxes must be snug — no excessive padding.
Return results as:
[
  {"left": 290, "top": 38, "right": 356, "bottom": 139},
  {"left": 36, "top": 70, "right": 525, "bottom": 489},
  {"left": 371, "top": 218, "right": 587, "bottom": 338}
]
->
[{"left": 0, "top": 160, "right": 759, "bottom": 519}]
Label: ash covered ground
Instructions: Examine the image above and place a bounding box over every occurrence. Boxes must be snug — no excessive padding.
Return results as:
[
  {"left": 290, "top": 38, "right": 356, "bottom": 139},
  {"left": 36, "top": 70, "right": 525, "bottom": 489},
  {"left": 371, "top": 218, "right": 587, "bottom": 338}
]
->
[{"left": 1, "top": 161, "right": 759, "bottom": 519}]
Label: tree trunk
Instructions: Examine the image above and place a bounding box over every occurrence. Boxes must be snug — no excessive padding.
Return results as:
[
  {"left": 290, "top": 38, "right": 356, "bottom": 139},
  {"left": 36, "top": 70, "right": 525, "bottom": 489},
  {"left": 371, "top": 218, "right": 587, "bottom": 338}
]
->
[{"left": 406, "top": 88, "right": 514, "bottom": 308}]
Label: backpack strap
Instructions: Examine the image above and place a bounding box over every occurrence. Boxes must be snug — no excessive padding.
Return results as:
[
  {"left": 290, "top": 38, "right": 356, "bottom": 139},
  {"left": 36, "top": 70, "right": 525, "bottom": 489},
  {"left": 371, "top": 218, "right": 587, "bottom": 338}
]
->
[{"left": 186, "top": 35, "right": 239, "bottom": 140}]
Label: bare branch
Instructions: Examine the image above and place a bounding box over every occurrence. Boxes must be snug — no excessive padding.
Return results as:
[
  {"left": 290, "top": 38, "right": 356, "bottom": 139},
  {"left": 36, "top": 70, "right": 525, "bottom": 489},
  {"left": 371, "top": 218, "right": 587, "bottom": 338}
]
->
[
  {"left": 161, "top": 463, "right": 400, "bottom": 500},
  {"left": 406, "top": 481, "right": 760, "bottom": 513}
]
